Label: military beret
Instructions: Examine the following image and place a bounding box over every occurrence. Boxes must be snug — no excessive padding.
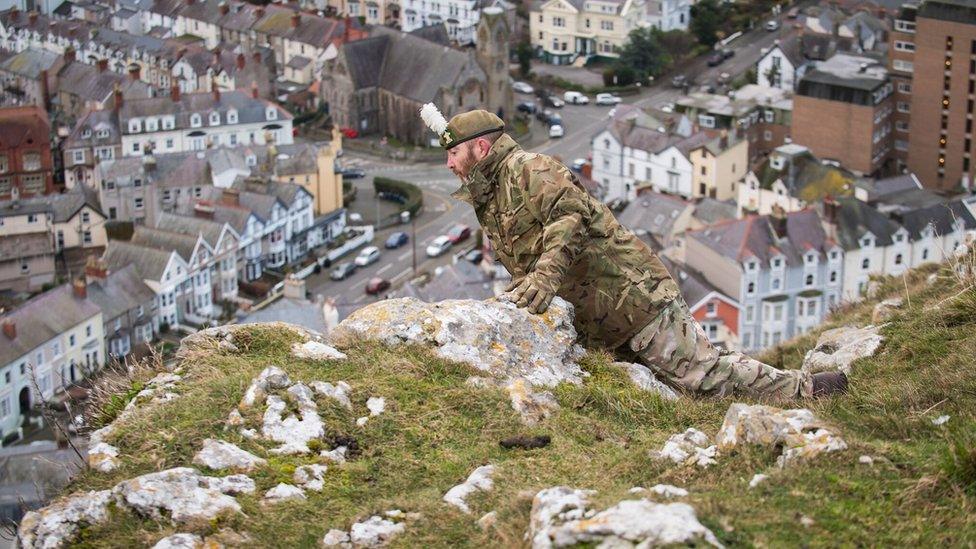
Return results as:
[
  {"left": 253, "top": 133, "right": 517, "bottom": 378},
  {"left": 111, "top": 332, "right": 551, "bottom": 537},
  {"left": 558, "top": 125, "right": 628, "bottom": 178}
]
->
[{"left": 440, "top": 110, "right": 505, "bottom": 149}]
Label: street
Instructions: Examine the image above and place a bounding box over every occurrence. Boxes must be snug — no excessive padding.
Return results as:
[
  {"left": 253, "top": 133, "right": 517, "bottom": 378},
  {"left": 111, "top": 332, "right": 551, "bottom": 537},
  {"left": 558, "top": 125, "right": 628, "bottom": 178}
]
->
[{"left": 304, "top": 15, "right": 800, "bottom": 316}]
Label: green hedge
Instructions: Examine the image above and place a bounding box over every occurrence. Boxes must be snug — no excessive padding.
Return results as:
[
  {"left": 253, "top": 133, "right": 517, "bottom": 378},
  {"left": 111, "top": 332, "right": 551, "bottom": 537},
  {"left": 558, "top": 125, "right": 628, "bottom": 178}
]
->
[
  {"left": 342, "top": 180, "right": 357, "bottom": 204},
  {"left": 373, "top": 177, "right": 423, "bottom": 218}
]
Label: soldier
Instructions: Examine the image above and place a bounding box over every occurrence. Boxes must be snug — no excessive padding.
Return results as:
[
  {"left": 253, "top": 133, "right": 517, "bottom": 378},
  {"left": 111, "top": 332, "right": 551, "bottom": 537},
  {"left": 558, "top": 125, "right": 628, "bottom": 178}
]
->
[{"left": 420, "top": 105, "right": 848, "bottom": 400}]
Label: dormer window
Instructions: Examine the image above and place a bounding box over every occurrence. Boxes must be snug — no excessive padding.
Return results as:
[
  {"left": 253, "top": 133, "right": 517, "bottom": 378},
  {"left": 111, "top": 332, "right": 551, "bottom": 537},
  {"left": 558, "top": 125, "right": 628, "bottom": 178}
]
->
[
  {"left": 861, "top": 237, "right": 872, "bottom": 247},
  {"left": 190, "top": 113, "right": 202, "bottom": 128},
  {"left": 227, "top": 109, "right": 238, "bottom": 124},
  {"left": 771, "top": 258, "right": 783, "bottom": 269},
  {"left": 96, "top": 129, "right": 109, "bottom": 138},
  {"left": 128, "top": 119, "right": 142, "bottom": 133},
  {"left": 746, "top": 260, "right": 757, "bottom": 271},
  {"left": 209, "top": 112, "right": 220, "bottom": 126},
  {"left": 805, "top": 253, "right": 816, "bottom": 264},
  {"left": 266, "top": 107, "right": 277, "bottom": 120},
  {"left": 82, "top": 128, "right": 92, "bottom": 138},
  {"left": 770, "top": 155, "right": 784, "bottom": 170},
  {"left": 162, "top": 116, "right": 175, "bottom": 130},
  {"left": 146, "top": 117, "right": 158, "bottom": 132},
  {"left": 246, "top": 154, "right": 257, "bottom": 166}
]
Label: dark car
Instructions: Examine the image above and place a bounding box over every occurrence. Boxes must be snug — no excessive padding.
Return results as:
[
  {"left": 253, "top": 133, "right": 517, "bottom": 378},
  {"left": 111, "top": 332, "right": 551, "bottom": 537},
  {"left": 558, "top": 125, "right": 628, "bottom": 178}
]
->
[
  {"left": 343, "top": 168, "right": 366, "bottom": 179},
  {"left": 330, "top": 262, "right": 357, "bottom": 281},
  {"left": 722, "top": 48, "right": 735, "bottom": 59},
  {"left": 706, "top": 52, "right": 724, "bottom": 66},
  {"left": 536, "top": 108, "right": 555, "bottom": 123},
  {"left": 365, "top": 277, "right": 391, "bottom": 295},
  {"left": 671, "top": 74, "right": 687, "bottom": 88},
  {"left": 464, "top": 249, "right": 483, "bottom": 264},
  {"left": 385, "top": 231, "right": 409, "bottom": 249},
  {"left": 517, "top": 101, "right": 538, "bottom": 114},
  {"left": 547, "top": 113, "right": 563, "bottom": 127},
  {"left": 542, "top": 94, "right": 565, "bottom": 108},
  {"left": 447, "top": 224, "right": 471, "bottom": 244}
]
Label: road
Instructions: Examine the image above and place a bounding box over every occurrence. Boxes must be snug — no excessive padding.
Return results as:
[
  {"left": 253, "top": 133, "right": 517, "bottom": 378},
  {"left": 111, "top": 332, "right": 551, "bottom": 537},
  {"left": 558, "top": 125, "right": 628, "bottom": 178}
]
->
[{"left": 305, "top": 11, "right": 799, "bottom": 315}]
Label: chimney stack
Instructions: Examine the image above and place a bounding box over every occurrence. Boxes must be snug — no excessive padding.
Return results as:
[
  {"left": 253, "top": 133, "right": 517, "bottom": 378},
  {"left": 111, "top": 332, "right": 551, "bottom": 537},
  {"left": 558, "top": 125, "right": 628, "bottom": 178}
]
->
[
  {"left": 40, "top": 68, "right": 50, "bottom": 111},
  {"left": 186, "top": 0, "right": 195, "bottom": 5},
  {"left": 823, "top": 196, "right": 839, "bottom": 225},
  {"left": 1, "top": 320, "right": 14, "bottom": 340},
  {"left": 291, "top": 12, "right": 300, "bottom": 28},
  {"left": 236, "top": 52, "right": 246, "bottom": 71},
  {"left": 96, "top": 58, "right": 108, "bottom": 73},
  {"left": 212, "top": 47, "right": 221, "bottom": 65},
  {"left": 219, "top": 1, "right": 229, "bottom": 14},
  {"left": 221, "top": 187, "right": 240, "bottom": 206},
  {"left": 171, "top": 83, "right": 181, "bottom": 102},
  {"left": 28, "top": 11, "right": 38, "bottom": 25},
  {"left": 85, "top": 255, "right": 109, "bottom": 282},
  {"left": 343, "top": 15, "right": 351, "bottom": 43},
  {"left": 256, "top": 6, "right": 265, "bottom": 18},
  {"left": 213, "top": 84, "right": 221, "bottom": 103},
  {"left": 10, "top": 8, "right": 19, "bottom": 22},
  {"left": 72, "top": 278, "right": 87, "bottom": 299},
  {"left": 128, "top": 63, "right": 141, "bottom": 81},
  {"left": 113, "top": 82, "right": 123, "bottom": 111},
  {"left": 194, "top": 202, "right": 216, "bottom": 219},
  {"left": 251, "top": 81, "right": 259, "bottom": 99},
  {"left": 283, "top": 274, "right": 306, "bottom": 300},
  {"left": 770, "top": 204, "right": 788, "bottom": 239},
  {"left": 64, "top": 46, "right": 76, "bottom": 63},
  {"left": 252, "top": 50, "right": 262, "bottom": 65}
]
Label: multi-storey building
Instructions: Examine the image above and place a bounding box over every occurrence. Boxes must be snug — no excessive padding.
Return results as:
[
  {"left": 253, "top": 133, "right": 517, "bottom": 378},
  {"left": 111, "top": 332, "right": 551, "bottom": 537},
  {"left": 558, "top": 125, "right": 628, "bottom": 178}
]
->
[
  {"left": 906, "top": 0, "right": 976, "bottom": 191},
  {"left": 888, "top": 3, "right": 916, "bottom": 172},
  {"left": 0, "top": 280, "right": 104, "bottom": 442},
  {"left": 529, "top": 0, "right": 646, "bottom": 64},
  {"left": 686, "top": 207, "right": 842, "bottom": 351},
  {"left": 400, "top": 0, "right": 485, "bottom": 43},
  {"left": 82, "top": 258, "right": 158, "bottom": 359},
  {"left": 642, "top": 0, "right": 689, "bottom": 32},
  {"left": 792, "top": 53, "right": 893, "bottom": 175},
  {"left": 0, "top": 106, "right": 56, "bottom": 200},
  {"left": 153, "top": 211, "right": 240, "bottom": 303},
  {"left": 130, "top": 225, "right": 218, "bottom": 319},
  {"left": 103, "top": 239, "right": 191, "bottom": 328}
]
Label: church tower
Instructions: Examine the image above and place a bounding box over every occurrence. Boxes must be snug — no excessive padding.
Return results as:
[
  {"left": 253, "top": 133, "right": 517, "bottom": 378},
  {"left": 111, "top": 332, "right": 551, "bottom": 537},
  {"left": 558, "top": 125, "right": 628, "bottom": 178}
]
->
[{"left": 475, "top": 6, "right": 514, "bottom": 121}]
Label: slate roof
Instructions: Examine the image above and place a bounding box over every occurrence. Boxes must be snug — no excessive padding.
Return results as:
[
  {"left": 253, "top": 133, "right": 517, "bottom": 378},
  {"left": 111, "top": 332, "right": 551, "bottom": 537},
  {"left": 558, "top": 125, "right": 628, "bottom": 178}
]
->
[
  {"left": 0, "top": 106, "right": 50, "bottom": 149},
  {"left": 0, "top": 232, "right": 54, "bottom": 260},
  {"left": 659, "top": 256, "right": 728, "bottom": 310},
  {"left": 103, "top": 240, "right": 174, "bottom": 281},
  {"left": 829, "top": 197, "right": 901, "bottom": 250},
  {"left": 118, "top": 90, "right": 290, "bottom": 129},
  {"left": 799, "top": 53, "right": 888, "bottom": 92},
  {"left": 616, "top": 191, "right": 691, "bottom": 240},
  {"left": 131, "top": 225, "right": 202, "bottom": 261},
  {"left": 55, "top": 62, "right": 152, "bottom": 104},
  {"left": 753, "top": 146, "right": 856, "bottom": 202},
  {"left": 0, "top": 188, "right": 103, "bottom": 223},
  {"left": 689, "top": 209, "right": 829, "bottom": 266},
  {"left": 409, "top": 24, "right": 451, "bottom": 46},
  {"left": 84, "top": 264, "right": 156, "bottom": 322},
  {"left": 64, "top": 109, "right": 121, "bottom": 149},
  {"left": 763, "top": 38, "right": 804, "bottom": 67},
  {"left": 899, "top": 199, "right": 976, "bottom": 240},
  {"left": 0, "top": 48, "right": 61, "bottom": 79},
  {"left": 693, "top": 198, "right": 737, "bottom": 225},
  {"left": 154, "top": 211, "right": 228, "bottom": 248},
  {"left": 603, "top": 108, "right": 712, "bottom": 157},
  {"left": 0, "top": 282, "right": 101, "bottom": 367}
]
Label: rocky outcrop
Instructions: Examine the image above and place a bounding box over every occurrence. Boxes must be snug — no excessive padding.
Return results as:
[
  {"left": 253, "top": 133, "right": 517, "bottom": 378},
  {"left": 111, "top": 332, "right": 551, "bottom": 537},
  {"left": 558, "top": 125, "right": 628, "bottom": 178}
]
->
[
  {"left": 871, "top": 298, "right": 903, "bottom": 324},
  {"left": 322, "top": 511, "right": 410, "bottom": 547},
  {"left": 113, "top": 468, "right": 255, "bottom": 522},
  {"left": 443, "top": 465, "right": 496, "bottom": 513},
  {"left": 192, "top": 439, "right": 266, "bottom": 473},
  {"left": 331, "top": 297, "right": 586, "bottom": 388},
  {"left": 291, "top": 340, "right": 348, "bottom": 361},
  {"left": 17, "top": 490, "right": 113, "bottom": 549},
  {"left": 611, "top": 362, "right": 679, "bottom": 400},
  {"left": 528, "top": 487, "right": 721, "bottom": 548},
  {"left": 801, "top": 325, "right": 884, "bottom": 375},
  {"left": 262, "top": 483, "right": 306, "bottom": 504},
  {"left": 653, "top": 428, "right": 718, "bottom": 468},
  {"left": 716, "top": 404, "right": 847, "bottom": 468}
]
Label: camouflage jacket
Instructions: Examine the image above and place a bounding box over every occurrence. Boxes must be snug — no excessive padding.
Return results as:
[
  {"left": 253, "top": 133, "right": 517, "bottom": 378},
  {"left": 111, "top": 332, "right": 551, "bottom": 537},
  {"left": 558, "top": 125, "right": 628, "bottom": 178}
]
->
[{"left": 452, "top": 134, "right": 680, "bottom": 349}]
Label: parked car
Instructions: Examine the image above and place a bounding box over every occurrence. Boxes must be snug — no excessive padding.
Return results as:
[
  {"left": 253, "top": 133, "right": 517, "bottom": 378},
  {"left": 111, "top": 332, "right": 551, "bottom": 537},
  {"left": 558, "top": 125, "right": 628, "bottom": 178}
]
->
[
  {"left": 447, "top": 224, "right": 472, "bottom": 243},
  {"left": 517, "top": 101, "right": 538, "bottom": 114},
  {"left": 338, "top": 167, "right": 366, "bottom": 179},
  {"left": 330, "top": 262, "right": 357, "bottom": 280},
  {"left": 512, "top": 81, "right": 534, "bottom": 94},
  {"left": 786, "top": 6, "right": 799, "bottom": 18},
  {"left": 543, "top": 94, "right": 565, "bottom": 108},
  {"left": 354, "top": 246, "right": 381, "bottom": 267},
  {"left": 706, "top": 51, "right": 725, "bottom": 66},
  {"left": 547, "top": 113, "right": 563, "bottom": 127},
  {"left": 348, "top": 212, "right": 363, "bottom": 223},
  {"left": 563, "top": 91, "right": 589, "bottom": 105},
  {"left": 765, "top": 19, "right": 780, "bottom": 31},
  {"left": 385, "top": 231, "right": 409, "bottom": 249},
  {"left": 536, "top": 108, "right": 554, "bottom": 122},
  {"left": 549, "top": 124, "right": 565, "bottom": 138},
  {"left": 718, "top": 72, "right": 731, "bottom": 85},
  {"left": 571, "top": 158, "right": 588, "bottom": 172},
  {"left": 464, "top": 249, "right": 483, "bottom": 263},
  {"left": 722, "top": 48, "right": 735, "bottom": 59},
  {"left": 365, "top": 277, "right": 391, "bottom": 295},
  {"left": 426, "top": 235, "right": 453, "bottom": 257},
  {"left": 595, "top": 93, "right": 622, "bottom": 106},
  {"left": 671, "top": 74, "right": 687, "bottom": 88},
  {"left": 339, "top": 127, "right": 359, "bottom": 139}
]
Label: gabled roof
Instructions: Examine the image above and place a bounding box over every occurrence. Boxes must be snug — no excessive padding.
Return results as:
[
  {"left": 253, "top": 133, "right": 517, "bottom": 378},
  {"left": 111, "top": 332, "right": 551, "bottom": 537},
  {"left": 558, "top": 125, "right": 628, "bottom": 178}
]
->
[
  {"left": 84, "top": 264, "right": 156, "bottom": 321},
  {"left": 55, "top": 62, "right": 152, "bottom": 104},
  {"left": 103, "top": 240, "right": 176, "bottom": 282},
  {"left": 659, "top": 256, "right": 732, "bottom": 312},
  {"left": 753, "top": 146, "right": 856, "bottom": 202},
  {"left": 762, "top": 38, "right": 804, "bottom": 68},
  {"left": 0, "top": 48, "right": 61, "bottom": 79},
  {"left": 616, "top": 191, "right": 691, "bottom": 239},
  {"left": 899, "top": 199, "right": 976, "bottom": 240},
  {"left": 155, "top": 211, "right": 232, "bottom": 248},
  {"left": 0, "top": 105, "right": 50, "bottom": 149},
  {"left": 829, "top": 197, "right": 901, "bottom": 250},
  {"left": 131, "top": 225, "right": 205, "bottom": 262},
  {"left": 118, "top": 90, "right": 290, "bottom": 127},
  {"left": 0, "top": 282, "right": 101, "bottom": 366},
  {"left": 0, "top": 188, "right": 103, "bottom": 223},
  {"left": 693, "top": 198, "right": 737, "bottom": 225},
  {"left": 690, "top": 209, "right": 829, "bottom": 266}
]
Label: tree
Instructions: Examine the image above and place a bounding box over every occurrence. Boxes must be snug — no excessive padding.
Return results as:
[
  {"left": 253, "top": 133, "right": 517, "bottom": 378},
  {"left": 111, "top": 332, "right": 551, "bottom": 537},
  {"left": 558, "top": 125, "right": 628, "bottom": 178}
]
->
[
  {"left": 690, "top": 0, "right": 725, "bottom": 47},
  {"left": 617, "top": 27, "right": 668, "bottom": 79},
  {"left": 516, "top": 41, "right": 533, "bottom": 77}
]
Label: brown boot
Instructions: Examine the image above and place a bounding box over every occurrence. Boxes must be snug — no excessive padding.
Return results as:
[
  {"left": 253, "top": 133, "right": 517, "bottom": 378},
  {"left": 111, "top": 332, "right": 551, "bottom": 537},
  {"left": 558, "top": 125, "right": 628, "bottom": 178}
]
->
[{"left": 812, "top": 371, "right": 849, "bottom": 396}]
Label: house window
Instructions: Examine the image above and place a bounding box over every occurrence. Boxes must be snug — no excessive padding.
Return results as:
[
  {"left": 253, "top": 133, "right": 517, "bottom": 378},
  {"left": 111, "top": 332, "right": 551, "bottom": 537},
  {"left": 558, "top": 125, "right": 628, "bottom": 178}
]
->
[
  {"left": 128, "top": 119, "right": 141, "bottom": 133},
  {"left": 829, "top": 270, "right": 837, "bottom": 283},
  {"left": 895, "top": 253, "right": 903, "bottom": 265},
  {"left": 162, "top": 117, "right": 175, "bottom": 130},
  {"left": 771, "top": 277, "right": 781, "bottom": 290},
  {"left": 746, "top": 305, "right": 754, "bottom": 322},
  {"left": 706, "top": 302, "right": 717, "bottom": 316},
  {"left": 132, "top": 142, "right": 140, "bottom": 153},
  {"left": 862, "top": 258, "right": 870, "bottom": 270},
  {"left": 747, "top": 282, "right": 755, "bottom": 295},
  {"left": 27, "top": 214, "right": 37, "bottom": 223},
  {"left": 69, "top": 334, "right": 76, "bottom": 347},
  {"left": 227, "top": 110, "right": 238, "bottom": 124},
  {"left": 553, "top": 16, "right": 565, "bottom": 27},
  {"left": 209, "top": 112, "right": 220, "bottom": 126},
  {"left": 772, "top": 258, "right": 782, "bottom": 268},
  {"left": 190, "top": 113, "right": 202, "bottom": 127},
  {"left": 73, "top": 150, "right": 85, "bottom": 163},
  {"left": 698, "top": 114, "right": 715, "bottom": 128},
  {"left": 23, "top": 152, "right": 41, "bottom": 171},
  {"left": 746, "top": 261, "right": 757, "bottom": 271},
  {"left": 805, "top": 273, "right": 814, "bottom": 286},
  {"left": 146, "top": 118, "right": 158, "bottom": 131},
  {"left": 83, "top": 230, "right": 92, "bottom": 244},
  {"left": 134, "top": 197, "right": 144, "bottom": 210},
  {"left": 894, "top": 40, "right": 915, "bottom": 52},
  {"left": 922, "top": 248, "right": 929, "bottom": 260},
  {"left": 266, "top": 107, "right": 278, "bottom": 120}
]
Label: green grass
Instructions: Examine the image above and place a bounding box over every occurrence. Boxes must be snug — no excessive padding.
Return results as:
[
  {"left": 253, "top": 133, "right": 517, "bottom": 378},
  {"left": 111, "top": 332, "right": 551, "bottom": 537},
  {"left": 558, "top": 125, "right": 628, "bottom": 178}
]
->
[{"left": 64, "top": 262, "right": 976, "bottom": 547}]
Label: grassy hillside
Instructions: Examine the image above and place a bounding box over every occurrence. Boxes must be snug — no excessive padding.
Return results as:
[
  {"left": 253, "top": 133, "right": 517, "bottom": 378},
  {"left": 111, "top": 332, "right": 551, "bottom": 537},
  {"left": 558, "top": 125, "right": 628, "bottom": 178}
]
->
[{"left": 61, "top": 260, "right": 976, "bottom": 547}]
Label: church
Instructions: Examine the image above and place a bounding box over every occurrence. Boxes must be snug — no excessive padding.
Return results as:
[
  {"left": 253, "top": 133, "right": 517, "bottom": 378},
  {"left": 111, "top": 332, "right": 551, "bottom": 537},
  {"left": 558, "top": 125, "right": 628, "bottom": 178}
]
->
[{"left": 321, "top": 9, "right": 513, "bottom": 147}]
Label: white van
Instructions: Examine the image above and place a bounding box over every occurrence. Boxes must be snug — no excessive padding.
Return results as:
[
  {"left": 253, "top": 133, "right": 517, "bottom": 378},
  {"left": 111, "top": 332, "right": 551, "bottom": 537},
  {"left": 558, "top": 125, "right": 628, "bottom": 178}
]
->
[{"left": 563, "top": 91, "right": 589, "bottom": 105}]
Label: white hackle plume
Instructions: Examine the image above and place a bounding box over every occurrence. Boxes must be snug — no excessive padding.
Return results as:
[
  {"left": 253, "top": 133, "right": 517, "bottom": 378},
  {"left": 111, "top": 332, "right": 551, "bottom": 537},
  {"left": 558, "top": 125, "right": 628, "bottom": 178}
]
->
[{"left": 420, "top": 103, "right": 448, "bottom": 136}]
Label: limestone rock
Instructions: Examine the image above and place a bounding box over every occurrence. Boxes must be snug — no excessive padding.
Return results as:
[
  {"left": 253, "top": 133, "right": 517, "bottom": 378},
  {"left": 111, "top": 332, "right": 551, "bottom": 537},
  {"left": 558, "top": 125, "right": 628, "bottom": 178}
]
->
[
  {"left": 442, "top": 464, "right": 496, "bottom": 513},
  {"left": 17, "top": 490, "right": 112, "bottom": 549},
  {"left": 241, "top": 366, "right": 291, "bottom": 408},
  {"left": 748, "top": 474, "right": 768, "bottom": 488},
  {"left": 478, "top": 511, "right": 498, "bottom": 531},
  {"left": 933, "top": 414, "right": 950, "bottom": 426},
  {"left": 348, "top": 515, "right": 406, "bottom": 546},
  {"left": 294, "top": 464, "right": 329, "bottom": 491},
  {"left": 331, "top": 297, "right": 585, "bottom": 388},
  {"left": 872, "top": 298, "right": 903, "bottom": 324},
  {"left": 506, "top": 379, "right": 559, "bottom": 425},
  {"left": 263, "top": 483, "right": 306, "bottom": 503},
  {"left": 113, "top": 467, "right": 252, "bottom": 523},
  {"left": 321, "top": 446, "right": 348, "bottom": 464},
  {"left": 87, "top": 442, "right": 120, "bottom": 473},
  {"left": 192, "top": 439, "right": 267, "bottom": 472},
  {"left": 611, "top": 362, "right": 679, "bottom": 400},
  {"left": 649, "top": 484, "right": 688, "bottom": 498},
  {"left": 528, "top": 487, "right": 721, "bottom": 548},
  {"left": 261, "top": 395, "right": 324, "bottom": 454},
  {"left": 716, "top": 403, "right": 847, "bottom": 468},
  {"left": 177, "top": 322, "right": 318, "bottom": 363},
  {"left": 225, "top": 408, "right": 244, "bottom": 427},
  {"left": 311, "top": 381, "right": 353, "bottom": 410},
  {"left": 801, "top": 325, "right": 884, "bottom": 375},
  {"left": 366, "top": 397, "right": 386, "bottom": 416},
  {"left": 322, "top": 529, "right": 351, "bottom": 547},
  {"left": 653, "top": 428, "right": 718, "bottom": 467},
  {"left": 858, "top": 455, "right": 874, "bottom": 465},
  {"left": 151, "top": 533, "right": 205, "bottom": 549},
  {"left": 291, "top": 340, "right": 347, "bottom": 361},
  {"left": 286, "top": 382, "right": 317, "bottom": 411}
]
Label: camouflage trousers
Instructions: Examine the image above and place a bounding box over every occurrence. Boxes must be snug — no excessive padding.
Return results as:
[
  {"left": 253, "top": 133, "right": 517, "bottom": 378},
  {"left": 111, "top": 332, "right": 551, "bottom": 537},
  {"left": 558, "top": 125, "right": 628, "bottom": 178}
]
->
[{"left": 624, "top": 299, "right": 813, "bottom": 400}]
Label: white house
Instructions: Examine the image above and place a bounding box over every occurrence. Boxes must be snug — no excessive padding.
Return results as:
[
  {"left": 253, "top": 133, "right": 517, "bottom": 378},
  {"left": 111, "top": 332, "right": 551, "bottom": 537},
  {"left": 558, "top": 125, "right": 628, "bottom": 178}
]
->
[
  {"left": 401, "top": 0, "right": 486, "bottom": 44},
  {"left": 103, "top": 241, "right": 192, "bottom": 328},
  {"left": 756, "top": 39, "right": 806, "bottom": 91},
  {"left": 642, "top": 0, "right": 689, "bottom": 31}
]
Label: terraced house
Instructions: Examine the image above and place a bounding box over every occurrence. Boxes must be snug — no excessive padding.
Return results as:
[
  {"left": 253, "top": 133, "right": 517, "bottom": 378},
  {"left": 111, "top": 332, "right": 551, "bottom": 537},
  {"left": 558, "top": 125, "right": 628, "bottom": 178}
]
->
[{"left": 530, "top": 0, "right": 645, "bottom": 64}]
